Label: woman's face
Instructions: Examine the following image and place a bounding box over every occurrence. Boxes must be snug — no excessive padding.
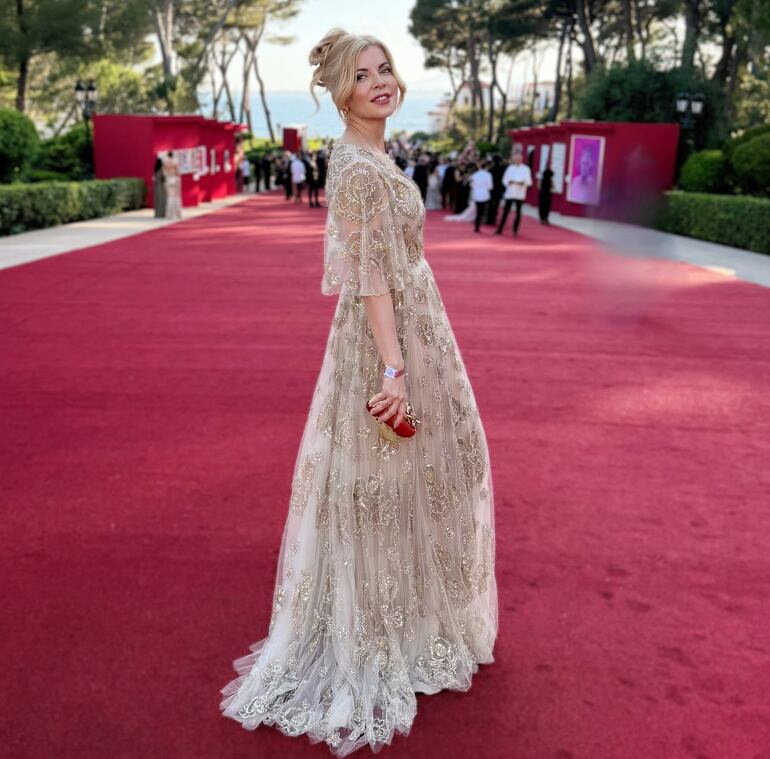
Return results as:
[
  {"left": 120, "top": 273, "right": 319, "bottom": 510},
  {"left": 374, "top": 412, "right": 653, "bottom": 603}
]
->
[
  {"left": 345, "top": 45, "right": 398, "bottom": 121},
  {"left": 579, "top": 148, "right": 594, "bottom": 178}
]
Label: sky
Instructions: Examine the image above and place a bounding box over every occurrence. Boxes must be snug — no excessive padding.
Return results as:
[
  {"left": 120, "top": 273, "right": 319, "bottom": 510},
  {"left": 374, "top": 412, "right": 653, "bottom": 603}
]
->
[{"left": 254, "top": 0, "right": 558, "bottom": 95}]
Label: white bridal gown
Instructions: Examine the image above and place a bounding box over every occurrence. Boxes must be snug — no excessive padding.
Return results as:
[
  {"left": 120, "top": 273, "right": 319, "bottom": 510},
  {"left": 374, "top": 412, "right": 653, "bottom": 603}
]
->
[{"left": 220, "top": 141, "right": 498, "bottom": 755}]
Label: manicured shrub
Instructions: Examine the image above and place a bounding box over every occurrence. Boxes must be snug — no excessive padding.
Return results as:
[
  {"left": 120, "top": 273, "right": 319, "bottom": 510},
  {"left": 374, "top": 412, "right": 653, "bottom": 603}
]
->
[
  {"left": 678, "top": 150, "right": 728, "bottom": 193},
  {"left": 0, "top": 108, "right": 39, "bottom": 183},
  {"left": 731, "top": 133, "right": 770, "bottom": 197},
  {"left": 33, "top": 136, "right": 84, "bottom": 180},
  {"left": 654, "top": 190, "right": 770, "bottom": 255},
  {"left": 0, "top": 178, "right": 146, "bottom": 236},
  {"left": 722, "top": 124, "right": 770, "bottom": 162}
]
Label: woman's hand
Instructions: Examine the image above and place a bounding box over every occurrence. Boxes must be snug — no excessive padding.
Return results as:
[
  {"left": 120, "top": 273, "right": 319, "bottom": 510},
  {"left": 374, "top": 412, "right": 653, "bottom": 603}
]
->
[{"left": 368, "top": 375, "right": 407, "bottom": 428}]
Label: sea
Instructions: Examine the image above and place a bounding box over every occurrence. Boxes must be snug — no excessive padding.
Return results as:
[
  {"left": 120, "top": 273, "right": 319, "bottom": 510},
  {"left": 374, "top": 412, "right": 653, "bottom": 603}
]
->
[{"left": 239, "top": 90, "right": 444, "bottom": 139}]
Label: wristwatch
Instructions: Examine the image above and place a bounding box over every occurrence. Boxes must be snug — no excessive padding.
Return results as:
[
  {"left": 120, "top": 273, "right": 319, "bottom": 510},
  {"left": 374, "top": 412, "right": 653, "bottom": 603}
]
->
[{"left": 383, "top": 365, "right": 406, "bottom": 379}]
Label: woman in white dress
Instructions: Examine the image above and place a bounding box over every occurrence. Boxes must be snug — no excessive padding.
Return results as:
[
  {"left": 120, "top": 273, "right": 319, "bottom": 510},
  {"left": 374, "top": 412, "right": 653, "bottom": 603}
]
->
[
  {"left": 444, "top": 191, "right": 477, "bottom": 223},
  {"left": 424, "top": 164, "right": 442, "bottom": 210},
  {"left": 220, "top": 27, "right": 498, "bottom": 756},
  {"left": 162, "top": 150, "right": 182, "bottom": 220}
]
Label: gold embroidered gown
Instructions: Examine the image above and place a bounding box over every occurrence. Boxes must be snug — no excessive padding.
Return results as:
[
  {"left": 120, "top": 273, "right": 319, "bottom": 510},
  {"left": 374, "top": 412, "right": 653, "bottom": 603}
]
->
[{"left": 220, "top": 142, "right": 498, "bottom": 755}]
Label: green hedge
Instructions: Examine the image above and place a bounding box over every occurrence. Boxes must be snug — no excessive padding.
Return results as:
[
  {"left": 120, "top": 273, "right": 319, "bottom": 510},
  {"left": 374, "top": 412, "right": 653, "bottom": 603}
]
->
[
  {"left": 0, "top": 178, "right": 146, "bottom": 236},
  {"left": 654, "top": 190, "right": 770, "bottom": 255}
]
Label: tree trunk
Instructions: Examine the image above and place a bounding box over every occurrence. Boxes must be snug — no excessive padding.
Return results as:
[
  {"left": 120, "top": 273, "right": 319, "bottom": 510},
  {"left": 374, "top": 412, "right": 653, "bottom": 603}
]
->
[
  {"left": 548, "top": 21, "right": 568, "bottom": 122},
  {"left": 152, "top": 0, "right": 174, "bottom": 79},
  {"left": 468, "top": 35, "right": 479, "bottom": 136},
  {"left": 239, "top": 38, "right": 255, "bottom": 125},
  {"left": 576, "top": 0, "right": 598, "bottom": 73},
  {"left": 15, "top": 55, "right": 28, "bottom": 113},
  {"left": 724, "top": 35, "right": 746, "bottom": 120},
  {"left": 14, "top": 0, "right": 28, "bottom": 112},
  {"left": 53, "top": 102, "right": 78, "bottom": 136},
  {"left": 486, "top": 30, "right": 498, "bottom": 144},
  {"left": 152, "top": 0, "right": 175, "bottom": 113},
  {"left": 209, "top": 63, "right": 220, "bottom": 119},
  {"left": 633, "top": 0, "right": 647, "bottom": 60},
  {"left": 712, "top": 32, "right": 735, "bottom": 84},
  {"left": 495, "top": 53, "right": 514, "bottom": 144},
  {"left": 443, "top": 52, "right": 462, "bottom": 131},
  {"left": 253, "top": 55, "right": 275, "bottom": 143},
  {"left": 530, "top": 45, "right": 539, "bottom": 123},
  {"left": 476, "top": 40, "right": 485, "bottom": 134},
  {"left": 712, "top": 0, "right": 739, "bottom": 84},
  {"left": 220, "top": 49, "right": 236, "bottom": 121},
  {"left": 621, "top": 0, "right": 635, "bottom": 61},
  {"left": 681, "top": 0, "right": 702, "bottom": 71},
  {"left": 566, "top": 34, "right": 574, "bottom": 119}
]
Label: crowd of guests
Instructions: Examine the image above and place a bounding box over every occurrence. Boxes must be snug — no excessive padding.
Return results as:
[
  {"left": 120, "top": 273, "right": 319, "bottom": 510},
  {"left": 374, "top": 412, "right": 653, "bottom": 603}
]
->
[
  {"left": 390, "top": 139, "right": 553, "bottom": 235},
  {"left": 233, "top": 138, "right": 555, "bottom": 235},
  {"left": 236, "top": 150, "right": 328, "bottom": 207}
]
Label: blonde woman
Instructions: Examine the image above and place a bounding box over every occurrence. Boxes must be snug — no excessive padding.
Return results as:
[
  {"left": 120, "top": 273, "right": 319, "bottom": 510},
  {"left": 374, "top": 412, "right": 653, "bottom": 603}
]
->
[
  {"left": 220, "top": 28, "right": 498, "bottom": 755},
  {"left": 162, "top": 150, "right": 182, "bottom": 220}
]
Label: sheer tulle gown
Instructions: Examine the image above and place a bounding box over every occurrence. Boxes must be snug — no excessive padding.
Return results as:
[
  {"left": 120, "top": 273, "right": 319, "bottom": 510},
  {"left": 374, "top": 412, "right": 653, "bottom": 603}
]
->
[{"left": 220, "top": 141, "right": 498, "bottom": 755}]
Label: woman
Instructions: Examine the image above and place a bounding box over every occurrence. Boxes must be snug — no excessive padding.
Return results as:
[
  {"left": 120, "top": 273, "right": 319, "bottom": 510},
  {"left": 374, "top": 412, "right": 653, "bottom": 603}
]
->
[
  {"left": 152, "top": 156, "right": 166, "bottom": 218},
  {"left": 220, "top": 28, "right": 498, "bottom": 756},
  {"left": 444, "top": 165, "right": 477, "bottom": 223},
  {"left": 453, "top": 162, "right": 472, "bottom": 214},
  {"left": 162, "top": 150, "right": 182, "bottom": 220},
  {"left": 424, "top": 163, "right": 442, "bottom": 210},
  {"left": 539, "top": 164, "right": 554, "bottom": 224}
]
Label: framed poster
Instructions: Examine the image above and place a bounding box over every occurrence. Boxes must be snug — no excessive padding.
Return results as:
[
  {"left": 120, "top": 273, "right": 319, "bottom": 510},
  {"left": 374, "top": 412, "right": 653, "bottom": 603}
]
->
[
  {"left": 195, "top": 145, "right": 208, "bottom": 178},
  {"left": 550, "top": 142, "right": 566, "bottom": 194},
  {"left": 566, "top": 134, "right": 605, "bottom": 205},
  {"left": 175, "top": 148, "right": 197, "bottom": 175}
]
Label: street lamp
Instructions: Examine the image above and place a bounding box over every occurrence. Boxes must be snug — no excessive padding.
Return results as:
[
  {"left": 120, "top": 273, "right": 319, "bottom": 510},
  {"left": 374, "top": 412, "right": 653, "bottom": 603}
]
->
[
  {"left": 675, "top": 91, "right": 704, "bottom": 157},
  {"left": 676, "top": 91, "right": 705, "bottom": 131},
  {"left": 75, "top": 79, "right": 98, "bottom": 174},
  {"left": 75, "top": 79, "right": 97, "bottom": 178}
]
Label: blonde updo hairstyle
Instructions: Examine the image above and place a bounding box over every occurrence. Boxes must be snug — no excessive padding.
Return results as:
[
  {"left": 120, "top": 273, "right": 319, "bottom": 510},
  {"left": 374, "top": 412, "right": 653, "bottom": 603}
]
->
[{"left": 309, "top": 27, "right": 407, "bottom": 122}]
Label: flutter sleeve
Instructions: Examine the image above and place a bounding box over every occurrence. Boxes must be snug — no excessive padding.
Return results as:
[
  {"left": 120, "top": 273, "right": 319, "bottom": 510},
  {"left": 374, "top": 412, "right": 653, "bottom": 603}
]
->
[{"left": 322, "top": 152, "right": 408, "bottom": 297}]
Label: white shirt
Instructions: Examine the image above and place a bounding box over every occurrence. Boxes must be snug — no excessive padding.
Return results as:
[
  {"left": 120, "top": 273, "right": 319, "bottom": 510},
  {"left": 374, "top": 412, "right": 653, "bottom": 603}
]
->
[
  {"left": 502, "top": 163, "right": 532, "bottom": 200},
  {"left": 290, "top": 158, "right": 306, "bottom": 183},
  {"left": 240, "top": 158, "right": 251, "bottom": 176},
  {"left": 469, "top": 169, "right": 493, "bottom": 202}
]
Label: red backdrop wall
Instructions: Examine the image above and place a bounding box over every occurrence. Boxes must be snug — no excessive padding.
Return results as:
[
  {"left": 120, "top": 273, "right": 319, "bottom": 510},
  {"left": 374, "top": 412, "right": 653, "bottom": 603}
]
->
[
  {"left": 93, "top": 115, "right": 243, "bottom": 209},
  {"left": 507, "top": 121, "right": 680, "bottom": 223}
]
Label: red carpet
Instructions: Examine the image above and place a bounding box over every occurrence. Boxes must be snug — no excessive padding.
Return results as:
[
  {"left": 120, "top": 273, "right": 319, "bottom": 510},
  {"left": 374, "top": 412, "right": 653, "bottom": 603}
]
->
[{"left": 2, "top": 191, "right": 770, "bottom": 759}]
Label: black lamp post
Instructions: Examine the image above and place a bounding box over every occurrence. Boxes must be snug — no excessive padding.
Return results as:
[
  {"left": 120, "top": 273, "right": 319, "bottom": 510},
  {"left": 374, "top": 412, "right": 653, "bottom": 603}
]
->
[
  {"left": 75, "top": 79, "right": 98, "bottom": 175},
  {"left": 675, "top": 91, "right": 705, "bottom": 156}
]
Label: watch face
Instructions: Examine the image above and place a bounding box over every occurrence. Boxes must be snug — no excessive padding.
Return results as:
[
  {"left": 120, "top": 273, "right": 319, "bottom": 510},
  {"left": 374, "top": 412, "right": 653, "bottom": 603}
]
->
[{"left": 384, "top": 367, "right": 396, "bottom": 378}]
